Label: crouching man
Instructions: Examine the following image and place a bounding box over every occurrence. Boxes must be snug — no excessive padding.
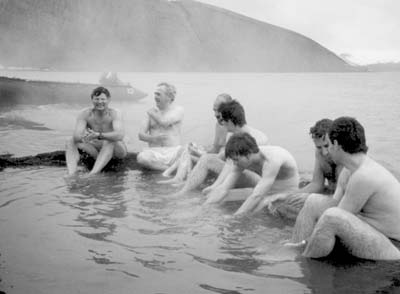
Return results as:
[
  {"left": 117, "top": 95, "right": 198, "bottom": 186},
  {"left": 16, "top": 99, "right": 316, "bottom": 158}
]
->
[{"left": 204, "top": 132, "right": 299, "bottom": 216}]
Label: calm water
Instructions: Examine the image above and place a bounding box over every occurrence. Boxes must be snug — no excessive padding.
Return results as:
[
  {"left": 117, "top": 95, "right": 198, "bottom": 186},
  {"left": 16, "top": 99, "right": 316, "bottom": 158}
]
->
[{"left": 1, "top": 71, "right": 400, "bottom": 294}]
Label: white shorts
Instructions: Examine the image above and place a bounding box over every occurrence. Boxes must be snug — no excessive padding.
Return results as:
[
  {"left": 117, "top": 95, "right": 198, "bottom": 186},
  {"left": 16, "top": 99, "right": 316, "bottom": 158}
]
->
[{"left": 140, "top": 146, "right": 182, "bottom": 167}]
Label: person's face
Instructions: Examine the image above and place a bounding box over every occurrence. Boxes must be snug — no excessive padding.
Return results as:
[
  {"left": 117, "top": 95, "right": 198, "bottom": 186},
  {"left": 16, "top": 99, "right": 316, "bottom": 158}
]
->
[
  {"left": 313, "top": 134, "right": 330, "bottom": 158},
  {"left": 220, "top": 119, "right": 234, "bottom": 131},
  {"left": 327, "top": 137, "right": 340, "bottom": 163},
  {"left": 213, "top": 99, "right": 224, "bottom": 124},
  {"left": 231, "top": 154, "right": 252, "bottom": 169},
  {"left": 91, "top": 93, "right": 110, "bottom": 110},
  {"left": 154, "top": 86, "right": 171, "bottom": 110}
]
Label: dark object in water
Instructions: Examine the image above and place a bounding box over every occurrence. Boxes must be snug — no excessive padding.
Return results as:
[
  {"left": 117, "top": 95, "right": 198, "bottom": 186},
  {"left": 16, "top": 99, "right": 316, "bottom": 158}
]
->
[
  {"left": 0, "top": 151, "right": 140, "bottom": 172},
  {"left": 0, "top": 75, "right": 147, "bottom": 106}
]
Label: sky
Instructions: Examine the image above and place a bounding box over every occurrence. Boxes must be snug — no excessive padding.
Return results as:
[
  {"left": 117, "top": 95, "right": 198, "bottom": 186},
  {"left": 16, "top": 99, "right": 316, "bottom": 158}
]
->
[{"left": 197, "top": 0, "right": 400, "bottom": 65}]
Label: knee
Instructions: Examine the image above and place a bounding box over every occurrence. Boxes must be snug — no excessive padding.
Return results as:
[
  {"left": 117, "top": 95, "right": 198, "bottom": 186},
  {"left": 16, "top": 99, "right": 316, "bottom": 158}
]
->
[
  {"left": 65, "top": 138, "right": 75, "bottom": 149},
  {"left": 302, "top": 194, "right": 321, "bottom": 210},
  {"left": 319, "top": 207, "right": 345, "bottom": 226},
  {"left": 137, "top": 151, "right": 152, "bottom": 166}
]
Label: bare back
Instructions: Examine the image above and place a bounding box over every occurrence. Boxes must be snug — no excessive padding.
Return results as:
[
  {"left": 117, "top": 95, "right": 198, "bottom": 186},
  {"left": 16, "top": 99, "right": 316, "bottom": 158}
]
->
[
  {"left": 259, "top": 146, "right": 299, "bottom": 193},
  {"left": 339, "top": 157, "right": 400, "bottom": 240}
]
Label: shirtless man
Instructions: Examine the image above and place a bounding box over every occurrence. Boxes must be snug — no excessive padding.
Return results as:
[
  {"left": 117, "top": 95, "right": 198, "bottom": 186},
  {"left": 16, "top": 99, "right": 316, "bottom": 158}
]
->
[
  {"left": 137, "top": 82, "right": 184, "bottom": 171},
  {"left": 160, "top": 93, "right": 232, "bottom": 182},
  {"left": 176, "top": 100, "right": 268, "bottom": 195},
  {"left": 204, "top": 132, "right": 299, "bottom": 216},
  {"left": 287, "top": 117, "right": 400, "bottom": 260},
  {"left": 65, "top": 86, "right": 127, "bottom": 175}
]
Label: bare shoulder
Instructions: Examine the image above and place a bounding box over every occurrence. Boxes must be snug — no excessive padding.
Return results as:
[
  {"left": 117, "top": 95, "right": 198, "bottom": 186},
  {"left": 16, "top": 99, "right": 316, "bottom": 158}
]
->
[
  {"left": 173, "top": 104, "right": 184, "bottom": 114},
  {"left": 261, "top": 145, "right": 295, "bottom": 162},
  {"left": 78, "top": 108, "right": 92, "bottom": 119},
  {"left": 108, "top": 108, "right": 121, "bottom": 118}
]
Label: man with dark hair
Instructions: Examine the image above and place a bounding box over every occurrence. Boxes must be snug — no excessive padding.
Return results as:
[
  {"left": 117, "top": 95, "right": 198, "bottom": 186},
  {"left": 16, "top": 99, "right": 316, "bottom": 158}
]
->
[
  {"left": 65, "top": 86, "right": 127, "bottom": 175},
  {"left": 300, "top": 119, "right": 343, "bottom": 193},
  {"left": 204, "top": 132, "right": 299, "bottom": 216},
  {"left": 175, "top": 100, "right": 268, "bottom": 195},
  {"left": 286, "top": 117, "right": 400, "bottom": 260},
  {"left": 137, "top": 82, "right": 184, "bottom": 171}
]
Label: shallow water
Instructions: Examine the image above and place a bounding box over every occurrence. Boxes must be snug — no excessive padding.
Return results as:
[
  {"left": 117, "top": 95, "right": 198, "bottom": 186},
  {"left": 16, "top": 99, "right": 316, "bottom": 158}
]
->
[{"left": 1, "top": 71, "right": 400, "bottom": 293}]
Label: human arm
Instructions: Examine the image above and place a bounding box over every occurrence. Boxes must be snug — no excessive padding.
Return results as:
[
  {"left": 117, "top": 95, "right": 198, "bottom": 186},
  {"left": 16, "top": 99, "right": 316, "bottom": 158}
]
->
[
  {"left": 204, "top": 164, "right": 243, "bottom": 204},
  {"left": 234, "top": 158, "right": 281, "bottom": 215},
  {"left": 147, "top": 106, "right": 184, "bottom": 128},
  {"left": 138, "top": 114, "right": 168, "bottom": 145},
  {"left": 332, "top": 168, "right": 350, "bottom": 202},
  {"left": 298, "top": 152, "right": 325, "bottom": 193},
  {"left": 202, "top": 159, "right": 233, "bottom": 194},
  {"left": 72, "top": 110, "right": 89, "bottom": 143},
  {"left": 205, "top": 123, "right": 227, "bottom": 153},
  {"left": 337, "top": 170, "right": 372, "bottom": 214},
  {"left": 85, "top": 110, "right": 125, "bottom": 142}
]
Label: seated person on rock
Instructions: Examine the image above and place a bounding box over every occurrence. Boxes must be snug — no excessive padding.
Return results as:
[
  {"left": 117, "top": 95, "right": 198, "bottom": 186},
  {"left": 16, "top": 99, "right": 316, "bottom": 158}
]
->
[
  {"left": 137, "top": 82, "right": 184, "bottom": 171},
  {"left": 160, "top": 93, "right": 232, "bottom": 183},
  {"left": 286, "top": 117, "right": 400, "bottom": 260},
  {"left": 176, "top": 100, "right": 268, "bottom": 195},
  {"left": 65, "top": 86, "right": 127, "bottom": 175},
  {"left": 204, "top": 132, "right": 300, "bottom": 216}
]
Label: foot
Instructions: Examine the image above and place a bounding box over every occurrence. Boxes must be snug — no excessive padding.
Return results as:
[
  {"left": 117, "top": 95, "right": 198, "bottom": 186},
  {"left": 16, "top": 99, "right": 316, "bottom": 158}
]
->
[{"left": 283, "top": 240, "right": 307, "bottom": 252}]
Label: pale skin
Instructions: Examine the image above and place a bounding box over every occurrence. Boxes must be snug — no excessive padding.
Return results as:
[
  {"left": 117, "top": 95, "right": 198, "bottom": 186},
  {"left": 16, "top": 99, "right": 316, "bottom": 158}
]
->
[
  {"left": 260, "top": 135, "right": 343, "bottom": 220},
  {"left": 176, "top": 123, "right": 268, "bottom": 195},
  {"left": 204, "top": 146, "right": 299, "bottom": 216},
  {"left": 200, "top": 122, "right": 268, "bottom": 195},
  {"left": 299, "top": 135, "right": 342, "bottom": 194},
  {"left": 65, "top": 93, "right": 127, "bottom": 175},
  {"left": 287, "top": 137, "right": 400, "bottom": 260},
  {"left": 137, "top": 85, "right": 184, "bottom": 170},
  {"left": 159, "top": 95, "right": 230, "bottom": 183}
]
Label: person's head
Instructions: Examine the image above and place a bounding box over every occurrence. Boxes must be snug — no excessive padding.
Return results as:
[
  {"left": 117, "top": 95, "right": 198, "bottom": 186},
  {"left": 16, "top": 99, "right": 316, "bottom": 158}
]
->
[
  {"left": 218, "top": 100, "right": 246, "bottom": 130},
  {"left": 91, "top": 86, "right": 111, "bottom": 110},
  {"left": 213, "top": 93, "right": 232, "bottom": 124},
  {"left": 225, "top": 132, "right": 259, "bottom": 168},
  {"left": 328, "top": 117, "right": 368, "bottom": 161},
  {"left": 309, "top": 119, "right": 333, "bottom": 158},
  {"left": 154, "top": 82, "right": 176, "bottom": 110}
]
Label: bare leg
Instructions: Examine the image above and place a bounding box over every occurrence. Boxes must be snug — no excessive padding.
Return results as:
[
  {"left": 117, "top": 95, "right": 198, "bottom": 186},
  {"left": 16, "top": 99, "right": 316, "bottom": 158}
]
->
[
  {"left": 160, "top": 148, "right": 193, "bottom": 184},
  {"left": 177, "top": 154, "right": 224, "bottom": 194},
  {"left": 254, "top": 192, "right": 310, "bottom": 220},
  {"left": 291, "top": 194, "right": 337, "bottom": 242},
  {"left": 65, "top": 139, "right": 99, "bottom": 175},
  {"left": 303, "top": 207, "right": 400, "bottom": 260},
  {"left": 89, "top": 141, "right": 124, "bottom": 175}
]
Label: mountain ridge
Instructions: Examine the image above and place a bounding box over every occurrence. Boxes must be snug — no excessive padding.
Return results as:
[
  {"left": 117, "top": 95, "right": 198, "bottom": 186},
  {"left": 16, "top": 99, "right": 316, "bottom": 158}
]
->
[{"left": 0, "top": 0, "right": 358, "bottom": 72}]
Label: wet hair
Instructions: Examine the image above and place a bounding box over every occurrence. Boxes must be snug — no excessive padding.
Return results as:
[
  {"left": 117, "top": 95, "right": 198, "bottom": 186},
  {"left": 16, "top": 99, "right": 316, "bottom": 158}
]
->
[
  {"left": 91, "top": 86, "right": 110, "bottom": 99},
  {"left": 218, "top": 100, "right": 246, "bottom": 127},
  {"left": 328, "top": 116, "right": 368, "bottom": 154},
  {"left": 225, "top": 132, "right": 259, "bottom": 159},
  {"left": 157, "top": 82, "right": 176, "bottom": 101},
  {"left": 310, "top": 119, "right": 333, "bottom": 139}
]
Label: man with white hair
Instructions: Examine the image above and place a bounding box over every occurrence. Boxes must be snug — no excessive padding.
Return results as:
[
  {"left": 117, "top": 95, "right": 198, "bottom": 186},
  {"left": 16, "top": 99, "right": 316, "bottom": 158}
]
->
[{"left": 137, "top": 82, "right": 184, "bottom": 171}]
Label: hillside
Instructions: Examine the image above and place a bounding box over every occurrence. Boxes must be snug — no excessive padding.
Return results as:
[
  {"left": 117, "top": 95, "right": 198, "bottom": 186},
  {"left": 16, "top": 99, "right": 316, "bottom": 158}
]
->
[{"left": 0, "top": 0, "right": 357, "bottom": 72}]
